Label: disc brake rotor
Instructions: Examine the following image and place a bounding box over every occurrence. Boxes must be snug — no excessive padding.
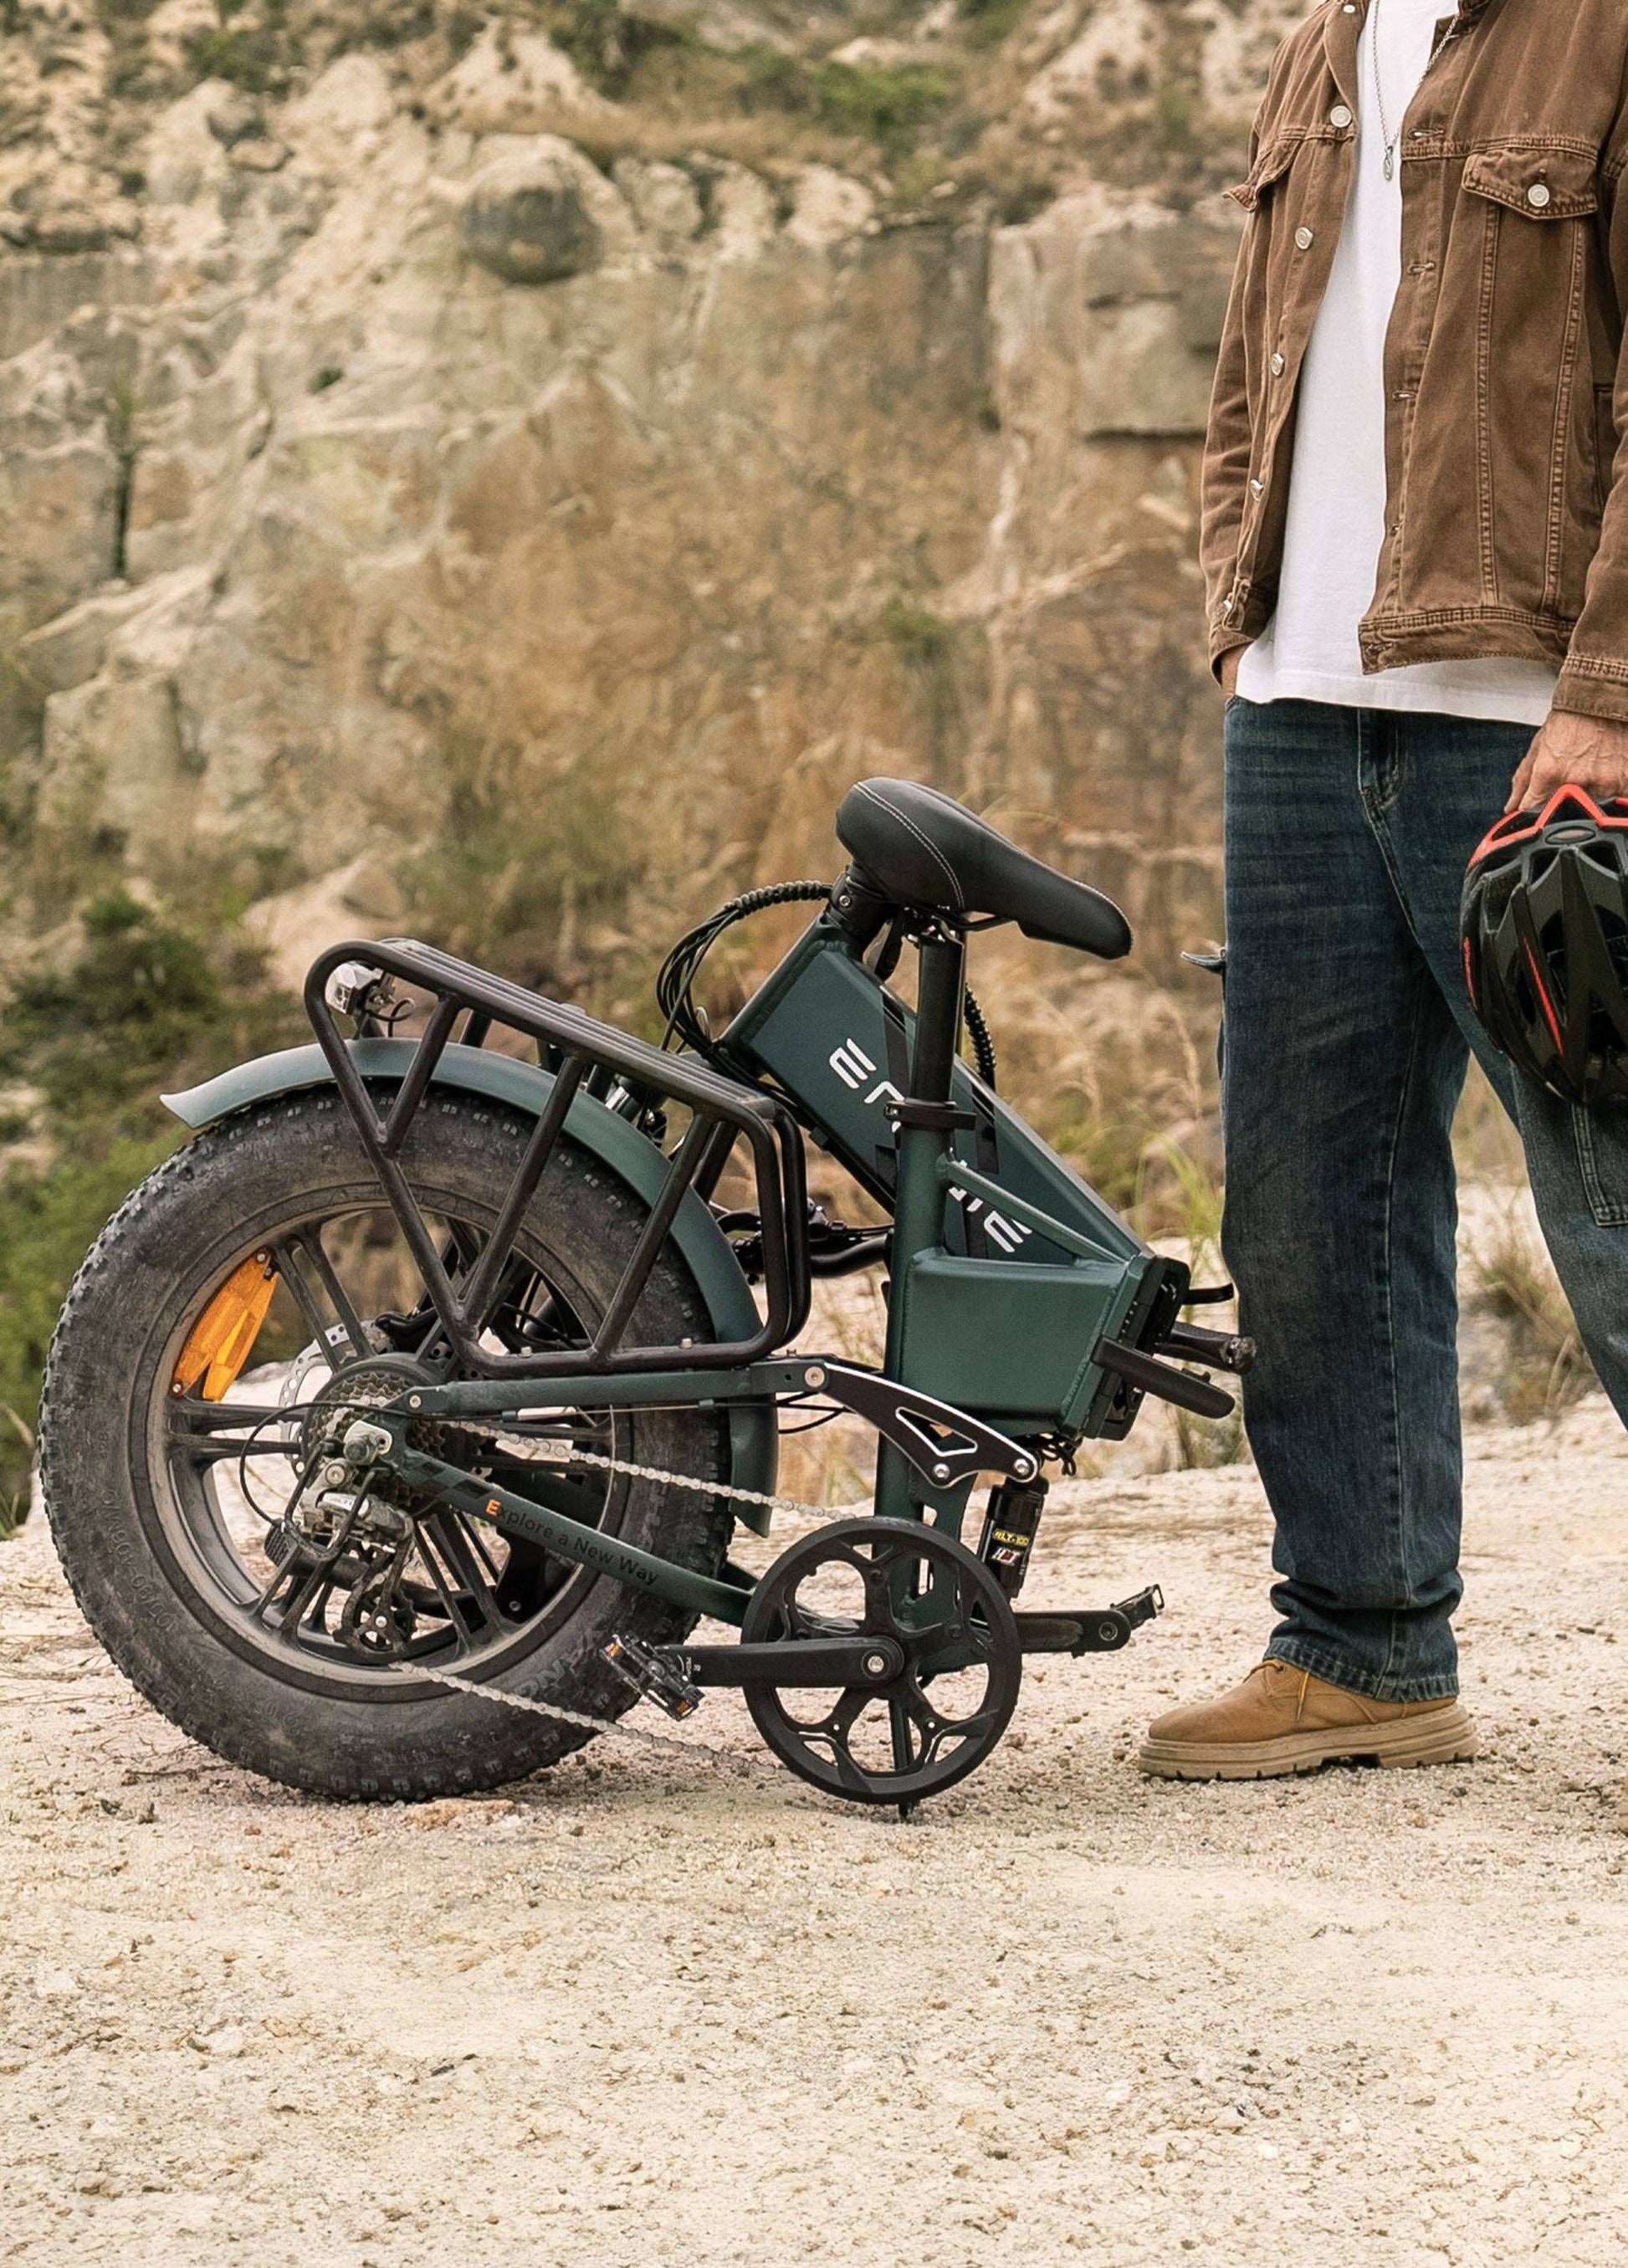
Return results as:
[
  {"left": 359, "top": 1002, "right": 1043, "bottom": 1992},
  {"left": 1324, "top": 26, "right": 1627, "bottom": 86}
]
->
[{"left": 740, "top": 1517, "right": 1022, "bottom": 1808}]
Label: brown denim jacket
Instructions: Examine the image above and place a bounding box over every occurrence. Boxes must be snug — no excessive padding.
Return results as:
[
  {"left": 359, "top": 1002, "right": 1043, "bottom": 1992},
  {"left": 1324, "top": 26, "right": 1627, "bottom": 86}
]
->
[{"left": 1202, "top": 0, "right": 1628, "bottom": 720}]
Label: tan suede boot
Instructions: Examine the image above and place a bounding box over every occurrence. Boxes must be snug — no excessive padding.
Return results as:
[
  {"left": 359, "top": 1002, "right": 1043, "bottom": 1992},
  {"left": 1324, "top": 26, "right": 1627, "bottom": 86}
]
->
[{"left": 1138, "top": 1659, "right": 1477, "bottom": 1781}]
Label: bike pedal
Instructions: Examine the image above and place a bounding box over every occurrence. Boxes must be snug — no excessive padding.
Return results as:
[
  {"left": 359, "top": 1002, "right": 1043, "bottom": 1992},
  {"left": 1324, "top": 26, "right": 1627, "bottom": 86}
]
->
[
  {"left": 602, "top": 1633, "right": 704, "bottom": 1721},
  {"left": 1114, "top": 1584, "right": 1164, "bottom": 1631},
  {"left": 1013, "top": 1585, "right": 1165, "bottom": 1656}
]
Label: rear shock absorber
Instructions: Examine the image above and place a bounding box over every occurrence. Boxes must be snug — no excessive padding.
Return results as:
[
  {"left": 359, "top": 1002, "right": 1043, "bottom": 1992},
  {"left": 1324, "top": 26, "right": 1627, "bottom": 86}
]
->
[{"left": 977, "top": 1477, "right": 1048, "bottom": 1599}]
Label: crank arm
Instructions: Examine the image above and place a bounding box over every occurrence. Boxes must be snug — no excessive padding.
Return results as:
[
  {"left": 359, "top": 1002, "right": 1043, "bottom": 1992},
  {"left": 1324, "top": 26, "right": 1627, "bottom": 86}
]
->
[
  {"left": 602, "top": 1632, "right": 905, "bottom": 1719},
  {"left": 670, "top": 1637, "right": 906, "bottom": 1689},
  {"left": 1015, "top": 1586, "right": 1164, "bottom": 1656}
]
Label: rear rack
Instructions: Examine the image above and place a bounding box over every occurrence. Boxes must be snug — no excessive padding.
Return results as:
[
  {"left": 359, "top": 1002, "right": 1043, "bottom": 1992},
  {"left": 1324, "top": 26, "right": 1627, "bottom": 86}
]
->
[{"left": 304, "top": 938, "right": 810, "bottom": 1378}]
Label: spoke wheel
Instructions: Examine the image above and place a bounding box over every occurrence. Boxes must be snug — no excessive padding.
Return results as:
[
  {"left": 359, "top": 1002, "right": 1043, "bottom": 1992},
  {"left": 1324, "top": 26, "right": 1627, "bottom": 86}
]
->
[{"left": 740, "top": 1518, "right": 1022, "bottom": 1809}]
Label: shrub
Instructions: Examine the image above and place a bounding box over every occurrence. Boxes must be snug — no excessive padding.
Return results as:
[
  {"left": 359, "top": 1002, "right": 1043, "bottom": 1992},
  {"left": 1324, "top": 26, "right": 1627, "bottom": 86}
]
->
[
  {"left": 0, "top": 1134, "right": 177, "bottom": 1518},
  {"left": 740, "top": 49, "right": 955, "bottom": 161},
  {"left": 0, "top": 893, "right": 300, "bottom": 1517}
]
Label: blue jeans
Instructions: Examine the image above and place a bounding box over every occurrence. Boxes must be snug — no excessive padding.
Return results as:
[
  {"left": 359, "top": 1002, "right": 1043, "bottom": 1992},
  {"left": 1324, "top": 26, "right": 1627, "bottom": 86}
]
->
[{"left": 1223, "top": 696, "right": 1628, "bottom": 1701}]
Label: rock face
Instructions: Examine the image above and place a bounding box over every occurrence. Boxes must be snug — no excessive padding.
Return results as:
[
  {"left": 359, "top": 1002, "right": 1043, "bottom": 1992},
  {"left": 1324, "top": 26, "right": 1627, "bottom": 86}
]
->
[
  {"left": 461, "top": 140, "right": 617, "bottom": 283},
  {"left": 0, "top": 2, "right": 1297, "bottom": 1140}
]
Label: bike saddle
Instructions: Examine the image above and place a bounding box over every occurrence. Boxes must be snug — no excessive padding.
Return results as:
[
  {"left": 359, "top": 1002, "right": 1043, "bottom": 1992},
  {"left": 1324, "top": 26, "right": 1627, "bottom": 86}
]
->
[{"left": 835, "top": 777, "right": 1132, "bottom": 960}]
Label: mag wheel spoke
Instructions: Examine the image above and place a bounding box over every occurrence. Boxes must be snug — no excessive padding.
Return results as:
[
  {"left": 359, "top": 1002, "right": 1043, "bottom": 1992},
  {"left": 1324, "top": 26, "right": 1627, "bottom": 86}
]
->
[
  {"left": 153, "top": 1191, "right": 631, "bottom": 1687},
  {"left": 271, "top": 1231, "right": 371, "bottom": 1367},
  {"left": 417, "top": 1511, "right": 510, "bottom": 1638},
  {"left": 165, "top": 1400, "right": 302, "bottom": 1467},
  {"left": 172, "top": 1437, "right": 299, "bottom": 1467},
  {"left": 167, "top": 1399, "right": 291, "bottom": 1437},
  {"left": 412, "top": 1528, "right": 482, "bottom": 1651}
]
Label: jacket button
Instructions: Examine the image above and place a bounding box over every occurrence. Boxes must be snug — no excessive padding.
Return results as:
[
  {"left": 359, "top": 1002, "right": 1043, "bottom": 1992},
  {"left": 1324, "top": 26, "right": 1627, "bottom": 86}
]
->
[
  {"left": 1295, "top": 226, "right": 1315, "bottom": 249},
  {"left": 1527, "top": 182, "right": 1552, "bottom": 210},
  {"left": 1250, "top": 479, "right": 1265, "bottom": 494},
  {"left": 1270, "top": 352, "right": 1286, "bottom": 376},
  {"left": 1330, "top": 105, "right": 1354, "bottom": 130}
]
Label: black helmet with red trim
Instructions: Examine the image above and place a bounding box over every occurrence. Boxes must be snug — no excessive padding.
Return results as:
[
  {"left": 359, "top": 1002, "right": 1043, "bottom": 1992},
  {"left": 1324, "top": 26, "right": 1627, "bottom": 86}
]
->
[{"left": 1461, "top": 786, "right": 1628, "bottom": 1107}]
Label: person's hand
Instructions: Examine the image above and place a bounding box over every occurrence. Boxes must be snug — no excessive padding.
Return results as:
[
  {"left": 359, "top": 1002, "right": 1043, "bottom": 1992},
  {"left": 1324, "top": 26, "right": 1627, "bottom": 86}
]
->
[
  {"left": 1220, "top": 646, "right": 1249, "bottom": 699},
  {"left": 1506, "top": 707, "right": 1628, "bottom": 813}
]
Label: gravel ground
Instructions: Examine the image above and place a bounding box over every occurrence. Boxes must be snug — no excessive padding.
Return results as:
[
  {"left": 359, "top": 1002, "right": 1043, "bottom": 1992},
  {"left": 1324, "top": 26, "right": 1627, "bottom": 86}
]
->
[{"left": 3, "top": 1399, "right": 1627, "bottom": 2267}]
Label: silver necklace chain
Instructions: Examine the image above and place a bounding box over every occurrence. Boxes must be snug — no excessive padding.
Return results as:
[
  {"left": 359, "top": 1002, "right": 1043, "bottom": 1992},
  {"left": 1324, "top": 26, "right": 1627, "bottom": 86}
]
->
[{"left": 1370, "top": 0, "right": 1399, "bottom": 182}]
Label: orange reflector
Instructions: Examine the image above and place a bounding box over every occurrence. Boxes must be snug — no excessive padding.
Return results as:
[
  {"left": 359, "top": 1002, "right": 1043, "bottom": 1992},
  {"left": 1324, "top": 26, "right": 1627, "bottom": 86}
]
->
[{"left": 172, "top": 1255, "right": 279, "bottom": 1402}]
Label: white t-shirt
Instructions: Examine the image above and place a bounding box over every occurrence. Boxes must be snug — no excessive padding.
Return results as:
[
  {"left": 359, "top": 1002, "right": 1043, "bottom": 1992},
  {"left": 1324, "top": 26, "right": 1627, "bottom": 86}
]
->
[{"left": 1236, "top": 0, "right": 1558, "bottom": 724}]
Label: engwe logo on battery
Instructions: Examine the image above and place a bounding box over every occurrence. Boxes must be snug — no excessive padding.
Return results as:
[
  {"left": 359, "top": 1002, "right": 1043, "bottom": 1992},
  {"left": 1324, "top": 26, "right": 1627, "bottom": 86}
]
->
[
  {"left": 827, "top": 1037, "right": 1034, "bottom": 1256},
  {"left": 827, "top": 1037, "right": 902, "bottom": 1108}
]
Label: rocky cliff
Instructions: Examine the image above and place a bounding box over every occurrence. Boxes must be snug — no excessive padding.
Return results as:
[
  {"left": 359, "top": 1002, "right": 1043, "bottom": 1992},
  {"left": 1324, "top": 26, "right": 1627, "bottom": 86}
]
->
[{"left": 0, "top": 0, "right": 1302, "bottom": 1149}]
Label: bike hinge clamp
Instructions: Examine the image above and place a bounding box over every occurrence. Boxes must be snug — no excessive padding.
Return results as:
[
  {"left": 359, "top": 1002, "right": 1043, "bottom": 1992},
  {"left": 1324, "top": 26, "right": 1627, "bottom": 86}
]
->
[{"left": 883, "top": 1099, "right": 977, "bottom": 1134}]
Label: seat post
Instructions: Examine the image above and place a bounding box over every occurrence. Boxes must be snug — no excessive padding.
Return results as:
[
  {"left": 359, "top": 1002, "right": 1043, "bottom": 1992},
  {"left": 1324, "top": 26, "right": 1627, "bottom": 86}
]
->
[
  {"left": 909, "top": 929, "right": 965, "bottom": 1105},
  {"left": 876, "top": 925, "right": 966, "bottom": 1519}
]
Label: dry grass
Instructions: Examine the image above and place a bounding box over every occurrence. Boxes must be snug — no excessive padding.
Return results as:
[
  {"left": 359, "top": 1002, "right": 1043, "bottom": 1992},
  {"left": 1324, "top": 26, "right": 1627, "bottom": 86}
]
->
[
  {"left": 1131, "top": 1136, "right": 1249, "bottom": 1472},
  {"left": 1453, "top": 1062, "right": 1598, "bottom": 1426},
  {"left": 1464, "top": 1200, "right": 1595, "bottom": 1426}
]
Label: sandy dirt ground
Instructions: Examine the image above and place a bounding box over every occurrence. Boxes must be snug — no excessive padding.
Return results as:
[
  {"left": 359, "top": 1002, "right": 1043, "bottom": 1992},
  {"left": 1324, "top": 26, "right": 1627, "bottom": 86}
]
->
[{"left": 3, "top": 1399, "right": 1627, "bottom": 2268}]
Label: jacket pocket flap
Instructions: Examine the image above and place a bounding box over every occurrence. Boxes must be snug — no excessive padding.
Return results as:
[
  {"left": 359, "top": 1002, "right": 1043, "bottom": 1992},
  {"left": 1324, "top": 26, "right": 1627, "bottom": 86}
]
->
[
  {"left": 1463, "top": 145, "right": 1600, "bottom": 220},
  {"left": 1227, "top": 136, "right": 1302, "bottom": 212}
]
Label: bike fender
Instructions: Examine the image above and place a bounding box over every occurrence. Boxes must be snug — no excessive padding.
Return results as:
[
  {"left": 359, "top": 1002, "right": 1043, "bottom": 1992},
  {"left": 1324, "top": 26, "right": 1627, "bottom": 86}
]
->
[{"left": 163, "top": 1040, "right": 780, "bottom": 1529}]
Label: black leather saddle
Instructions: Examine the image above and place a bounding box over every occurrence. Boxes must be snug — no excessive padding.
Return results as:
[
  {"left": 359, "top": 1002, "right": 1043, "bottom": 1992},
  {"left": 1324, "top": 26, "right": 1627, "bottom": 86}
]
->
[{"left": 835, "top": 777, "right": 1131, "bottom": 960}]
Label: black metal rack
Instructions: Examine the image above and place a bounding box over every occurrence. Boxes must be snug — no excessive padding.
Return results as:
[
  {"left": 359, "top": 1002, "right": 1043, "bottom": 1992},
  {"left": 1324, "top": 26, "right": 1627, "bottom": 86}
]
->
[{"left": 303, "top": 939, "right": 811, "bottom": 1377}]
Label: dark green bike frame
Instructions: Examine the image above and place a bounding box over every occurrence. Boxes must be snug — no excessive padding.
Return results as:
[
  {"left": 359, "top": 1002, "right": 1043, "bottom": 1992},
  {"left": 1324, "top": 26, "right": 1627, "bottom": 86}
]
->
[{"left": 166, "top": 906, "right": 1217, "bottom": 1632}]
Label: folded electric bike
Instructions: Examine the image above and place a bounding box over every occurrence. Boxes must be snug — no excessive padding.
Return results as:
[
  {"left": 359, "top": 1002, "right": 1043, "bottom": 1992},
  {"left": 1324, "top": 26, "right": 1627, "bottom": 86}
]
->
[{"left": 41, "top": 778, "right": 1250, "bottom": 1812}]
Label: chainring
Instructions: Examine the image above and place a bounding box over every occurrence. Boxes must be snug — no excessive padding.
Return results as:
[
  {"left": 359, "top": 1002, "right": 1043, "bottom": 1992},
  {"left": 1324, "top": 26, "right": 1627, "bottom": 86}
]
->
[{"left": 740, "top": 1517, "right": 1022, "bottom": 1808}]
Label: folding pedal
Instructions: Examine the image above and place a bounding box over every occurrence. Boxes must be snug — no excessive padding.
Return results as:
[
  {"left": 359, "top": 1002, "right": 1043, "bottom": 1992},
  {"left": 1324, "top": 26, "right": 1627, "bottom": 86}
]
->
[
  {"left": 602, "top": 1633, "right": 704, "bottom": 1720},
  {"left": 1014, "top": 1586, "right": 1164, "bottom": 1656}
]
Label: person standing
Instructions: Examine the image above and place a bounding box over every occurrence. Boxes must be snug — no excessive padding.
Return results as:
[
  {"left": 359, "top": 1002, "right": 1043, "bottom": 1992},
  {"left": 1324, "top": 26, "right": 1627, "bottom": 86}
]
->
[{"left": 1140, "top": 0, "right": 1628, "bottom": 1779}]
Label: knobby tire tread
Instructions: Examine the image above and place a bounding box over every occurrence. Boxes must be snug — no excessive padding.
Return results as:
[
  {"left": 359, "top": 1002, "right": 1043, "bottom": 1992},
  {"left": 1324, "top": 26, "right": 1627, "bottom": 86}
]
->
[{"left": 38, "top": 1090, "right": 734, "bottom": 1801}]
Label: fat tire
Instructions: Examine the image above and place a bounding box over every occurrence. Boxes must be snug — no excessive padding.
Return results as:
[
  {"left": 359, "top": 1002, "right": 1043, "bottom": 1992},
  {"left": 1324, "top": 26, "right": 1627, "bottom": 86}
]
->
[{"left": 39, "top": 1088, "right": 734, "bottom": 1800}]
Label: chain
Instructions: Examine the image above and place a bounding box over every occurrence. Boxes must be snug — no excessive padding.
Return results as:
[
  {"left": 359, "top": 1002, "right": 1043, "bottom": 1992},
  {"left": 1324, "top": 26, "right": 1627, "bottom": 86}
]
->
[
  {"left": 494, "top": 1437, "right": 833, "bottom": 1523},
  {"left": 412, "top": 1660, "right": 773, "bottom": 1769},
  {"left": 401, "top": 1438, "right": 836, "bottom": 1767}
]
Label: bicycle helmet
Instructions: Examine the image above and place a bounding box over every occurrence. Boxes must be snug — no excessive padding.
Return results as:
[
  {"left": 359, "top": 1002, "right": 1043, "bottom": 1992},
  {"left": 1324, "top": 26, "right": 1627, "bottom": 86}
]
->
[{"left": 1461, "top": 784, "right": 1628, "bottom": 1107}]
